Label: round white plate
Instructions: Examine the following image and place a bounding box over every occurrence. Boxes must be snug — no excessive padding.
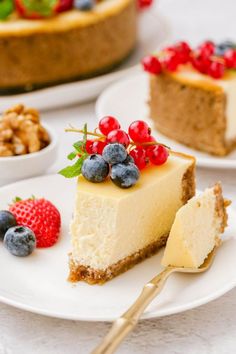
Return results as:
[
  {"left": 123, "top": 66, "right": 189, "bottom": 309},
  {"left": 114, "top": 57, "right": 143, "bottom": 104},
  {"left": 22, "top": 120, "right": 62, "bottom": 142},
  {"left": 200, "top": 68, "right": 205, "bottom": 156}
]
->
[
  {"left": 0, "top": 174, "right": 235, "bottom": 321},
  {"left": 96, "top": 73, "right": 236, "bottom": 169},
  {"left": 0, "top": 9, "right": 170, "bottom": 112}
]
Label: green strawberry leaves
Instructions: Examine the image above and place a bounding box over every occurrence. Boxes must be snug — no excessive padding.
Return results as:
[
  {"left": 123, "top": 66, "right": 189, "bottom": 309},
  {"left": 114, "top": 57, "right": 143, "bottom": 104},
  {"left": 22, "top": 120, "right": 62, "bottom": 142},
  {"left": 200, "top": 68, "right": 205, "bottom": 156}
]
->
[{"left": 22, "top": 0, "right": 57, "bottom": 17}]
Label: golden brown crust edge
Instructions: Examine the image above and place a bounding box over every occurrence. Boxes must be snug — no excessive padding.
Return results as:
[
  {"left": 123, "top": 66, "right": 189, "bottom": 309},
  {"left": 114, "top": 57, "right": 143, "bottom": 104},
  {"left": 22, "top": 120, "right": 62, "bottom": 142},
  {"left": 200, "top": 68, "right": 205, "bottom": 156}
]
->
[{"left": 213, "top": 182, "right": 231, "bottom": 234}]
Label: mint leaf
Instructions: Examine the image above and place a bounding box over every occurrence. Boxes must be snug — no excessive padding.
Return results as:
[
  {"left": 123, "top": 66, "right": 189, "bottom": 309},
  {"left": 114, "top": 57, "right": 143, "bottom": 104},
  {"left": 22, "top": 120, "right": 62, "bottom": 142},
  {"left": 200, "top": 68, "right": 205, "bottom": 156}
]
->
[
  {"left": 59, "top": 158, "right": 85, "bottom": 178},
  {"left": 73, "top": 140, "right": 84, "bottom": 153},
  {"left": 67, "top": 151, "right": 77, "bottom": 161}
]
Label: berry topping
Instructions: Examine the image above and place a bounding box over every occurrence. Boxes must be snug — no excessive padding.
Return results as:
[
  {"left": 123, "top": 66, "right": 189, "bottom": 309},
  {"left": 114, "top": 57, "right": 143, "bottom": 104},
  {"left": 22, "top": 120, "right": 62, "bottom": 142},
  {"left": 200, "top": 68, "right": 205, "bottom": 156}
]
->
[
  {"left": 111, "top": 163, "right": 140, "bottom": 189},
  {"left": 208, "top": 61, "right": 225, "bottom": 79},
  {"left": 130, "top": 146, "right": 147, "bottom": 170},
  {"left": 15, "top": 0, "right": 55, "bottom": 19},
  {"left": 9, "top": 197, "right": 61, "bottom": 248},
  {"left": 198, "top": 40, "right": 215, "bottom": 58},
  {"left": 74, "top": 0, "right": 95, "bottom": 11},
  {"left": 146, "top": 145, "right": 169, "bottom": 165},
  {"left": 137, "top": 0, "right": 153, "bottom": 9},
  {"left": 102, "top": 143, "right": 127, "bottom": 165},
  {"left": 128, "top": 120, "right": 151, "bottom": 143},
  {"left": 142, "top": 56, "right": 162, "bottom": 75},
  {"left": 142, "top": 39, "right": 234, "bottom": 79},
  {"left": 106, "top": 129, "right": 130, "bottom": 147},
  {"left": 215, "top": 41, "right": 236, "bottom": 56},
  {"left": 0, "top": 0, "right": 14, "bottom": 20},
  {"left": 4, "top": 226, "right": 36, "bottom": 257},
  {"left": 224, "top": 48, "right": 236, "bottom": 69},
  {"left": 99, "top": 116, "right": 121, "bottom": 136},
  {"left": 54, "top": 0, "right": 73, "bottom": 13},
  {"left": 0, "top": 210, "right": 17, "bottom": 240},
  {"left": 60, "top": 120, "right": 170, "bottom": 188},
  {"left": 82, "top": 154, "right": 109, "bottom": 183},
  {"left": 90, "top": 140, "right": 107, "bottom": 154}
]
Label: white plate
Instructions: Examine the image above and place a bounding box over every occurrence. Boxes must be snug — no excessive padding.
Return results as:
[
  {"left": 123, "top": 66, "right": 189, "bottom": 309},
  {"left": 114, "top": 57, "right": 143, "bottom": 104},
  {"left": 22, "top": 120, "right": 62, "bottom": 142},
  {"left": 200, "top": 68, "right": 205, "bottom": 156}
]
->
[
  {"left": 0, "top": 174, "right": 235, "bottom": 321},
  {"left": 0, "top": 9, "right": 170, "bottom": 112},
  {"left": 96, "top": 73, "right": 236, "bottom": 169}
]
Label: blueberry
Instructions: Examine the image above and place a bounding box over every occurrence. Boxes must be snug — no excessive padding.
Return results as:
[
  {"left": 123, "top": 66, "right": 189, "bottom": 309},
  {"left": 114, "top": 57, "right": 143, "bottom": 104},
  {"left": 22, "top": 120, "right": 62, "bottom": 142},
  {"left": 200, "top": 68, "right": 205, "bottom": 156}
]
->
[
  {"left": 111, "top": 163, "right": 140, "bottom": 189},
  {"left": 102, "top": 143, "right": 127, "bottom": 165},
  {"left": 4, "top": 226, "right": 36, "bottom": 257},
  {"left": 215, "top": 40, "right": 236, "bottom": 56},
  {"left": 0, "top": 210, "right": 17, "bottom": 240},
  {"left": 123, "top": 154, "right": 135, "bottom": 164},
  {"left": 74, "top": 0, "right": 95, "bottom": 11},
  {"left": 82, "top": 154, "right": 109, "bottom": 183}
]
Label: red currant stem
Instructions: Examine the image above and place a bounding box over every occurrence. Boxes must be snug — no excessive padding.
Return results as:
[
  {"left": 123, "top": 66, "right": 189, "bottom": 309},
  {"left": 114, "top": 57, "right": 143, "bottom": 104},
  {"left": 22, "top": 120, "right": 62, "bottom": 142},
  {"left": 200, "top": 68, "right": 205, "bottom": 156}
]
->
[
  {"left": 65, "top": 127, "right": 105, "bottom": 139},
  {"left": 65, "top": 126, "right": 170, "bottom": 149}
]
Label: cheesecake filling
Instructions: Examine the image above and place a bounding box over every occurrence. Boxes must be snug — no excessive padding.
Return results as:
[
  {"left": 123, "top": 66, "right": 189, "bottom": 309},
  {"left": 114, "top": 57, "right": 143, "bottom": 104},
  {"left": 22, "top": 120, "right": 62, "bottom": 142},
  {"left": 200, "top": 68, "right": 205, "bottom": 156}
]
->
[
  {"left": 172, "top": 69, "right": 236, "bottom": 143},
  {"left": 70, "top": 155, "right": 194, "bottom": 271},
  {"left": 162, "top": 185, "right": 226, "bottom": 268}
]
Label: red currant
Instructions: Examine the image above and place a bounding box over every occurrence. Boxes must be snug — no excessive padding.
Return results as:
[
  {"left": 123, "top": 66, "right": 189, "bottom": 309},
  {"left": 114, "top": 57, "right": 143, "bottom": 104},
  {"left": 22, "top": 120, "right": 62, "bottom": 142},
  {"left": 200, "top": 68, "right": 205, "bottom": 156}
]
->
[
  {"left": 142, "top": 56, "right": 162, "bottom": 75},
  {"left": 130, "top": 147, "right": 147, "bottom": 170},
  {"left": 128, "top": 120, "right": 151, "bottom": 143},
  {"left": 198, "top": 41, "right": 215, "bottom": 58},
  {"left": 138, "top": 0, "right": 153, "bottom": 9},
  {"left": 191, "top": 54, "right": 211, "bottom": 74},
  {"left": 174, "top": 41, "right": 192, "bottom": 64},
  {"left": 146, "top": 145, "right": 169, "bottom": 165},
  {"left": 91, "top": 141, "right": 107, "bottom": 154},
  {"left": 99, "top": 116, "right": 120, "bottom": 136},
  {"left": 85, "top": 139, "right": 94, "bottom": 154},
  {"left": 208, "top": 61, "right": 225, "bottom": 79},
  {"left": 224, "top": 49, "right": 236, "bottom": 68},
  {"left": 163, "top": 52, "right": 181, "bottom": 72},
  {"left": 106, "top": 129, "right": 130, "bottom": 147}
]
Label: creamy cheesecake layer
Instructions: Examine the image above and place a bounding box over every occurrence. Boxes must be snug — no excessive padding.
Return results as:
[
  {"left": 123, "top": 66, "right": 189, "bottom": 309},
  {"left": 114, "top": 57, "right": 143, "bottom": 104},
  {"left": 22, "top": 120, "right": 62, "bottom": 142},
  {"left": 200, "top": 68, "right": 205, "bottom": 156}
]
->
[
  {"left": 171, "top": 69, "right": 236, "bottom": 143},
  {"left": 162, "top": 183, "right": 228, "bottom": 268},
  {"left": 70, "top": 153, "right": 195, "bottom": 273}
]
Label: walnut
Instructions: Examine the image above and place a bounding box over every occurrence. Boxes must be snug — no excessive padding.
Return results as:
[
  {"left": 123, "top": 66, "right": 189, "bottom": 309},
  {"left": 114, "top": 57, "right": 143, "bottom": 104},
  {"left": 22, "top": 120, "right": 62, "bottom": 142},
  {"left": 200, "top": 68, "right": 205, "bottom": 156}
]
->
[{"left": 0, "top": 104, "right": 50, "bottom": 157}]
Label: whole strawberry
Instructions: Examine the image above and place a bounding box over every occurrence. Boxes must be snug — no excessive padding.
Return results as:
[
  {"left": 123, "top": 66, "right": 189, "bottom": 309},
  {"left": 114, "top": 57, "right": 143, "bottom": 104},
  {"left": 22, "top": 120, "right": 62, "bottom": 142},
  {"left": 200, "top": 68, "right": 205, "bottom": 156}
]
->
[
  {"left": 9, "top": 197, "right": 61, "bottom": 248},
  {"left": 15, "top": 0, "right": 73, "bottom": 19}
]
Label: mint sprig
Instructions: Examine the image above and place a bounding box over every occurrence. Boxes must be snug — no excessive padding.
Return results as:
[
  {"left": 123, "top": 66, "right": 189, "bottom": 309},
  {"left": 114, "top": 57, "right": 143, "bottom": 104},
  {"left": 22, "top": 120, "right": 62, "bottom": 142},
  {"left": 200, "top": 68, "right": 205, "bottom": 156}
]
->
[{"left": 59, "top": 124, "right": 88, "bottom": 178}]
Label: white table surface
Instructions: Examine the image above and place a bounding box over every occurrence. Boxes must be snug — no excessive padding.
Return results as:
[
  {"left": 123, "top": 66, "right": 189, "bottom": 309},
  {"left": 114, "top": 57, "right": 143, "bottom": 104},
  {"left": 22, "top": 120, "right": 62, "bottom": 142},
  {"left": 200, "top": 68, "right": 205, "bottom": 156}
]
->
[{"left": 1, "top": 0, "right": 236, "bottom": 353}]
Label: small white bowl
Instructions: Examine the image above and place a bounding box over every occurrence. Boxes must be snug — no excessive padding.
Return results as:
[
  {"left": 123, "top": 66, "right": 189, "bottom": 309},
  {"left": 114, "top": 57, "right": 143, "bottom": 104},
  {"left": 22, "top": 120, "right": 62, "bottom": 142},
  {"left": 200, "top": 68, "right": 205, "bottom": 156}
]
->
[{"left": 0, "top": 123, "right": 58, "bottom": 186}]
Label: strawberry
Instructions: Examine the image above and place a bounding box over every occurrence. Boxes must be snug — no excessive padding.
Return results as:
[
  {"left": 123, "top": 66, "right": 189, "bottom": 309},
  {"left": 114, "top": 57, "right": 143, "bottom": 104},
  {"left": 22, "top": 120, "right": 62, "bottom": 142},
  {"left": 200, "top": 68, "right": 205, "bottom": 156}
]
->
[
  {"left": 15, "top": 0, "right": 73, "bottom": 19},
  {"left": 9, "top": 197, "right": 61, "bottom": 248}
]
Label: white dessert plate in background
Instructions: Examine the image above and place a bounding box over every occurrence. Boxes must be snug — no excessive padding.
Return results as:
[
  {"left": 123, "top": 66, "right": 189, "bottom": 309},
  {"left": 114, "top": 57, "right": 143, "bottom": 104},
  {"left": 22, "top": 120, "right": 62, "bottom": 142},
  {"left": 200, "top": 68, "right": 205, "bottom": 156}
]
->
[
  {"left": 0, "top": 9, "right": 170, "bottom": 112},
  {"left": 95, "top": 73, "right": 236, "bottom": 169},
  {"left": 0, "top": 174, "right": 235, "bottom": 321}
]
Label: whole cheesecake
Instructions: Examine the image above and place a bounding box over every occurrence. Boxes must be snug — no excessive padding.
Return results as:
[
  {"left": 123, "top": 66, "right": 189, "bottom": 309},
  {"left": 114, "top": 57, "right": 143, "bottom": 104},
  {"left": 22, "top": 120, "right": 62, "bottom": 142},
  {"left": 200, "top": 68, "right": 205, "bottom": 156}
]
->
[
  {"left": 0, "top": 0, "right": 137, "bottom": 92},
  {"left": 69, "top": 151, "right": 195, "bottom": 284}
]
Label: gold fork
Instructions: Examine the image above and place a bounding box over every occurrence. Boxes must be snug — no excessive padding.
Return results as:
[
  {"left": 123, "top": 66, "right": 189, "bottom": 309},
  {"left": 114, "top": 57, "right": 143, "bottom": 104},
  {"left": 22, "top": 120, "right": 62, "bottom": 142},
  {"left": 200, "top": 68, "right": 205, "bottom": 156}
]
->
[{"left": 92, "top": 247, "right": 217, "bottom": 354}]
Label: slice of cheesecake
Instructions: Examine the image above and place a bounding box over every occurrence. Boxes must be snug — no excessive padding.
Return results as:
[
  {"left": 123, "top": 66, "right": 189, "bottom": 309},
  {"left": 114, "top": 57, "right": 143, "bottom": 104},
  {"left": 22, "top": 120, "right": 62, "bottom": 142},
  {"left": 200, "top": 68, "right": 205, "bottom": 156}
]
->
[
  {"left": 149, "top": 68, "right": 236, "bottom": 156},
  {"left": 69, "top": 152, "right": 195, "bottom": 284},
  {"left": 162, "top": 183, "right": 229, "bottom": 268}
]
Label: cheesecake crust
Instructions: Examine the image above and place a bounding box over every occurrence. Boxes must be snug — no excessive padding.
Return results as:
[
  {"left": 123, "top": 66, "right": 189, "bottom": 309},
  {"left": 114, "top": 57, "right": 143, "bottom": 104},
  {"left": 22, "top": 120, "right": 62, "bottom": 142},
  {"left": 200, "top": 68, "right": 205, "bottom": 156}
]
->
[
  {"left": 68, "top": 234, "right": 168, "bottom": 285},
  {"left": 149, "top": 73, "right": 236, "bottom": 156},
  {"left": 213, "top": 182, "right": 230, "bottom": 234},
  {"left": 0, "top": 0, "right": 137, "bottom": 91}
]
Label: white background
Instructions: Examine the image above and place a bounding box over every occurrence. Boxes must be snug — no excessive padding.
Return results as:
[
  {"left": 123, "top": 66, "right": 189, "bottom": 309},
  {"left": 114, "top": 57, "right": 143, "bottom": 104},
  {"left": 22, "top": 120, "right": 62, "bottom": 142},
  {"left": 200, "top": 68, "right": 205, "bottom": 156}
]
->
[{"left": 0, "top": 0, "right": 236, "bottom": 353}]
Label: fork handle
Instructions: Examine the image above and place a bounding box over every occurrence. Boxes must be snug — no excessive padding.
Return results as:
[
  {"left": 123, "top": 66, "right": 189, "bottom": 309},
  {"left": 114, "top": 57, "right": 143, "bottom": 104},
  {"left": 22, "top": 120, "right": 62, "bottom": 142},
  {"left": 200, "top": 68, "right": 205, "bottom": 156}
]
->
[{"left": 92, "top": 267, "right": 175, "bottom": 354}]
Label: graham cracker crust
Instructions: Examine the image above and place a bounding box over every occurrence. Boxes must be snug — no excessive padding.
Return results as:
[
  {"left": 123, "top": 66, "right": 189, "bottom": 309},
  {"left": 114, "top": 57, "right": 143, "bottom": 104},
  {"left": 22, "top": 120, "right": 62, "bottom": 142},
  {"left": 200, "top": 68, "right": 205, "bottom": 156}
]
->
[{"left": 68, "top": 234, "right": 168, "bottom": 285}]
